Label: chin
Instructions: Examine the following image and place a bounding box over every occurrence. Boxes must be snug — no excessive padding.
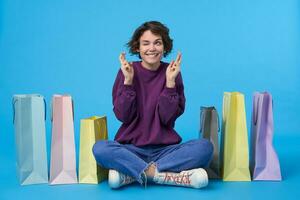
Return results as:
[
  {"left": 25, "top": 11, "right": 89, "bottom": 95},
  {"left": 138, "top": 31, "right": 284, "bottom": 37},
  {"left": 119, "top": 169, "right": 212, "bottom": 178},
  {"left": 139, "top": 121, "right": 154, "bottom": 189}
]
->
[
  {"left": 144, "top": 57, "right": 162, "bottom": 64},
  {"left": 147, "top": 59, "right": 161, "bottom": 64}
]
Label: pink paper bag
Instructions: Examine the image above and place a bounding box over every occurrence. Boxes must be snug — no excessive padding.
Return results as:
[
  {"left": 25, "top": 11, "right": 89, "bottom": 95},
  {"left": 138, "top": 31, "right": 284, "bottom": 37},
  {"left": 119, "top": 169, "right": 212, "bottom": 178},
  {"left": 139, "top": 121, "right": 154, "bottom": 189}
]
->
[{"left": 49, "top": 95, "right": 77, "bottom": 185}]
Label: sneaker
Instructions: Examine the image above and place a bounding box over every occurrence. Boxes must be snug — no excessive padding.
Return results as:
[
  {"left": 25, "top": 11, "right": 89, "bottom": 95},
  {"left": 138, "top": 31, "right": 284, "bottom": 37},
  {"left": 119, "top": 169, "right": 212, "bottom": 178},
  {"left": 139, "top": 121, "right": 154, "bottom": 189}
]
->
[
  {"left": 108, "top": 169, "right": 135, "bottom": 189},
  {"left": 153, "top": 168, "right": 208, "bottom": 189}
]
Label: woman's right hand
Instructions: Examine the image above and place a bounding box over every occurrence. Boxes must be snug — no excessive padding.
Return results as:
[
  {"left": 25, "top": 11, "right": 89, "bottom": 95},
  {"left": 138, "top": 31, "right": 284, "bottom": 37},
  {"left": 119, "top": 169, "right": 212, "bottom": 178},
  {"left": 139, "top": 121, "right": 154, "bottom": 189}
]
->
[{"left": 119, "top": 52, "right": 134, "bottom": 85}]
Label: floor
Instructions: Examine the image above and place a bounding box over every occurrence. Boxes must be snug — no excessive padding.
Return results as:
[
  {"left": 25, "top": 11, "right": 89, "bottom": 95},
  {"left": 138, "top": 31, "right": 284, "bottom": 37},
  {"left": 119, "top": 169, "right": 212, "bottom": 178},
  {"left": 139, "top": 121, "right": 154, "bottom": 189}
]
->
[{"left": 0, "top": 133, "right": 299, "bottom": 200}]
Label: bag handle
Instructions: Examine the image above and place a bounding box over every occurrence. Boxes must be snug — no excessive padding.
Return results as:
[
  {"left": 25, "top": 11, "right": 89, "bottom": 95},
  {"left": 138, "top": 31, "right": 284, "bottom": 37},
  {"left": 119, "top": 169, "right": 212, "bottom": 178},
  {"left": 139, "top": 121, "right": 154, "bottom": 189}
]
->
[
  {"left": 51, "top": 99, "right": 53, "bottom": 122},
  {"left": 199, "top": 107, "right": 205, "bottom": 133},
  {"left": 12, "top": 98, "right": 18, "bottom": 124},
  {"left": 254, "top": 92, "right": 274, "bottom": 125},
  {"left": 72, "top": 98, "right": 74, "bottom": 121},
  {"left": 12, "top": 96, "right": 46, "bottom": 124},
  {"left": 200, "top": 107, "right": 220, "bottom": 133},
  {"left": 254, "top": 95, "right": 260, "bottom": 125},
  {"left": 216, "top": 109, "right": 220, "bottom": 132},
  {"left": 43, "top": 97, "right": 47, "bottom": 121},
  {"left": 50, "top": 96, "right": 74, "bottom": 122}
]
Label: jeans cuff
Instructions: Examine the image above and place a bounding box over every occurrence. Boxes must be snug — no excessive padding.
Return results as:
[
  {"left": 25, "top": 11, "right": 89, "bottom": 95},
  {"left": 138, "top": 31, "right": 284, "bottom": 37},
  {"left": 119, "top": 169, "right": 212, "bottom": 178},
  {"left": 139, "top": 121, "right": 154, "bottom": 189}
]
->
[{"left": 137, "top": 161, "right": 155, "bottom": 188}]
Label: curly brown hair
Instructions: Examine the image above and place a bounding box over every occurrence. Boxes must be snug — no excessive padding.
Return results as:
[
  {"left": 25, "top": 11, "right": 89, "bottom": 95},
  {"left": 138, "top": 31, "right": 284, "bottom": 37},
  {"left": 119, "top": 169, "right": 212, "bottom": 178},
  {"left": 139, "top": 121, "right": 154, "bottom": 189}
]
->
[{"left": 127, "top": 21, "right": 173, "bottom": 57}]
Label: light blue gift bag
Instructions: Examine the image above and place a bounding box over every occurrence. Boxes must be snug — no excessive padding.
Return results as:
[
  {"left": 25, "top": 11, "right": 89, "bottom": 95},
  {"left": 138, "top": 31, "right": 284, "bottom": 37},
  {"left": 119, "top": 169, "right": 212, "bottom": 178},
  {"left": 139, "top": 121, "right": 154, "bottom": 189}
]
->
[{"left": 12, "top": 94, "right": 48, "bottom": 185}]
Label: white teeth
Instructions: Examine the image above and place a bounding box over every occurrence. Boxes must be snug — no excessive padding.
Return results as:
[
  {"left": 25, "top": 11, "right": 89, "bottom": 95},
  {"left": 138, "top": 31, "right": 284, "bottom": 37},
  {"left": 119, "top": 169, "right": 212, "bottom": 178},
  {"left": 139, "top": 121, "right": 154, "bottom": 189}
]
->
[{"left": 146, "top": 53, "right": 158, "bottom": 56}]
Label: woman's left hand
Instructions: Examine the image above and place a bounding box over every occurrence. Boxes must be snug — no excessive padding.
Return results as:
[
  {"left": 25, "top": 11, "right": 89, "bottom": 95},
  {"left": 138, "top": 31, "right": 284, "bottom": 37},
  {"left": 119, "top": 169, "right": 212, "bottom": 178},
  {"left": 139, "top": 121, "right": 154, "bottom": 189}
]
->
[{"left": 166, "top": 52, "right": 182, "bottom": 88}]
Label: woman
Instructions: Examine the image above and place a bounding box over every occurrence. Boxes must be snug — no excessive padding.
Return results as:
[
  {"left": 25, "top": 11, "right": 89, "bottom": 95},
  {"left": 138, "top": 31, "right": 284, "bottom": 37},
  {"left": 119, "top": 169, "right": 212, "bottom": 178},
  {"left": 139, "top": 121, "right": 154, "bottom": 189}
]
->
[{"left": 93, "top": 21, "right": 213, "bottom": 189}]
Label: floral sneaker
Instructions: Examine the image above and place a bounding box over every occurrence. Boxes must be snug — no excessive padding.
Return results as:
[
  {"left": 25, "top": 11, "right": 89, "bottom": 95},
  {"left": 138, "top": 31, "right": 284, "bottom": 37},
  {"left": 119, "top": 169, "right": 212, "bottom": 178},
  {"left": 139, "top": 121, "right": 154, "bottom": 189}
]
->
[
  {"left": 108, "top": 169, "right": 136, "bottom": 189},
  {"left": 153, "top": 168, "right": 209, "bottom": 189}
]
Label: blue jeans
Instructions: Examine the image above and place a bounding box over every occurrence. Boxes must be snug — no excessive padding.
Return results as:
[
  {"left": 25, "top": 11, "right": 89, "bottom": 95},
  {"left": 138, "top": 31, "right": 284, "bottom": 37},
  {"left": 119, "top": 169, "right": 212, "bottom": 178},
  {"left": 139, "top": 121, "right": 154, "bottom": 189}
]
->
[{"left": 92, "top": 139, "right": 213, "bottom": 184}]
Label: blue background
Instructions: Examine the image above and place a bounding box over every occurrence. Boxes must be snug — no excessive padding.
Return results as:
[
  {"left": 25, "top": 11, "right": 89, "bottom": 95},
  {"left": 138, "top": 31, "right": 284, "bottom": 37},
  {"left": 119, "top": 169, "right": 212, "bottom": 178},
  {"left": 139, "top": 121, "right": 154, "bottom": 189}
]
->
[{"left": 0, "top": 0, "right": 299, "bottom": 199}]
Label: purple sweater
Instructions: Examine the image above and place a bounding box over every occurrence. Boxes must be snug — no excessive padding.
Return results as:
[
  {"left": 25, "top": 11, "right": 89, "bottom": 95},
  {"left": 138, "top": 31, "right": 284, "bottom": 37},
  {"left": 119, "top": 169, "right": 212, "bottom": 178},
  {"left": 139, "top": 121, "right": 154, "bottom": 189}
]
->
[{"left": 112, "top": 61, "right": 186, "bottom": 147}]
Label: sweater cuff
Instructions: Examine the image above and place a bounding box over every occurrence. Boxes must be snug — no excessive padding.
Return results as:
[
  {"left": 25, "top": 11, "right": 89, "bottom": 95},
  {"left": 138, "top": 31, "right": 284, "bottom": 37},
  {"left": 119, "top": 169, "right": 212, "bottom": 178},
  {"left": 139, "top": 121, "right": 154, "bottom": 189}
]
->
[
  {"left": 122, "top": 84, "right": 135, "bottom": 91},
  {"left": 163, "top": 87, "right": 177, "bottom": 95}
]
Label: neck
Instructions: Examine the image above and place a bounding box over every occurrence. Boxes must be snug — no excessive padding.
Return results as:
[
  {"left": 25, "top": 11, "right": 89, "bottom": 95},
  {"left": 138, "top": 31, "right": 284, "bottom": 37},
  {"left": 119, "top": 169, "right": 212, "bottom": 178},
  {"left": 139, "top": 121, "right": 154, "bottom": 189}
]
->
[{"left": 141, "top": 61, "right": 161, "bottom": 71}]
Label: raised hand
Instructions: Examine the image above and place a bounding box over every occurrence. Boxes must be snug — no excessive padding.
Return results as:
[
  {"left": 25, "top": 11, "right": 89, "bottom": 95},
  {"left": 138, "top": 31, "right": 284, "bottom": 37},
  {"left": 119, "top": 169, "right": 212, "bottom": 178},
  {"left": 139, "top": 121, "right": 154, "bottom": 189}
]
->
[
  {"left": 166, "top": 52, "right": 182, "bottom": 88},
  {"left": 119, "top": 52, "right": 134, "bottom": 85}
]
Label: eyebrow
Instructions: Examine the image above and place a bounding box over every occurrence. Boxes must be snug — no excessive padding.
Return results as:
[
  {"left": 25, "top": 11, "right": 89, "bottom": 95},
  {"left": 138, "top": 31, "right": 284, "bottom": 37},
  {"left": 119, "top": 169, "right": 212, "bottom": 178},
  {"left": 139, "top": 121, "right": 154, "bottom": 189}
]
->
[{"left": 141, "top": 39, "right": 163, "bottom": 43}]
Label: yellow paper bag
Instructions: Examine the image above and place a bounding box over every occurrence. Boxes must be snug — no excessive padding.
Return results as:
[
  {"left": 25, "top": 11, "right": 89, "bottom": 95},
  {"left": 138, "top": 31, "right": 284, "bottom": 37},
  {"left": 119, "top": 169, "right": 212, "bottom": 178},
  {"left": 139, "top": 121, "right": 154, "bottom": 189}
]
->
[
  {"left": 221, "top": 92, "right": 251, "bottom": 181},
  {"left": 79, "top": 116, "right": 108, "bottom": 184}
]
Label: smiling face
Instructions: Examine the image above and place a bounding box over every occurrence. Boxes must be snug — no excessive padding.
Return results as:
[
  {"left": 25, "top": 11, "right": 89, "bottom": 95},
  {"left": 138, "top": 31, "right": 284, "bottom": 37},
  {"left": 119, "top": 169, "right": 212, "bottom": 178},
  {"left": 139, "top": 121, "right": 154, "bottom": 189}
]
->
[{"left": 138, "top": 30, "right": 164, "bottom": 70}]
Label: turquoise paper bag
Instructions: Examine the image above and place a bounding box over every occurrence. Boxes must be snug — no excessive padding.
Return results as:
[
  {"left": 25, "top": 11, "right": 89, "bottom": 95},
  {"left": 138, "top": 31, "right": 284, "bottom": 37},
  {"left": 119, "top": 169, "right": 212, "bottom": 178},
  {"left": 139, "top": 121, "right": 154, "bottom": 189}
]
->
[{"left": 12, "top": 94, "right": 48, "bottom": 185}]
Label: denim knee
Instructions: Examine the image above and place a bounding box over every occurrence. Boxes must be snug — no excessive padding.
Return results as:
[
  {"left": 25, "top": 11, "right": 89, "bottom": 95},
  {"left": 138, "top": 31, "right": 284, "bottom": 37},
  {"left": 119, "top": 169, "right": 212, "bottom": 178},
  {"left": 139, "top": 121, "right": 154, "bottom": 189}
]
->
[
  {"left": 92, "top": 140, "right": 110, "bottom": 166},
  {"left": 201, "top": 139, "right": 214, "bottom": 163},
  {"left": 192, "top": 139, "right": 214, "bottom": 167}
]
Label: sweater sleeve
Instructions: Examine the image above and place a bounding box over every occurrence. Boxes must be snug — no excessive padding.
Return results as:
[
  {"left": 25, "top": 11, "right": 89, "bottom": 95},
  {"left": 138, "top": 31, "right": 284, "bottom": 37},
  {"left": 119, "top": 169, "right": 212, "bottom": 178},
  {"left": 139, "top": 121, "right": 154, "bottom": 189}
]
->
[
  {"left": 112, "top": 69, "right": 137, "bottom": 124},
  {"left": 157, "top": 72, "right": 186, "bottom": 127}
]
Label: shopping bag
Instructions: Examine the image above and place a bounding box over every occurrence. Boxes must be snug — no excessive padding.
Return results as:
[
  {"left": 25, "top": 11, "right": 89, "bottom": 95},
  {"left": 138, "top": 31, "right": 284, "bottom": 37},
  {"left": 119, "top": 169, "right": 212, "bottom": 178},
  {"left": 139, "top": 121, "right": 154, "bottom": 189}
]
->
[
  {"left": 49, "top": 94, "right": 77, "bottom": 184},
  {"left": 221, "top": 92, "right": 251, "bottom": 181},
  {"left": 12, "top": 94, "right": 48, "bottom": 185},
  {"left": 200, "top": 106, "right": 221, "bottom": 179},
  {"left": 250, "top": 92, "right": 282, "bottom": 181},
  {"left": 79, "top": 116, "right": 108, "bottom": 184}
]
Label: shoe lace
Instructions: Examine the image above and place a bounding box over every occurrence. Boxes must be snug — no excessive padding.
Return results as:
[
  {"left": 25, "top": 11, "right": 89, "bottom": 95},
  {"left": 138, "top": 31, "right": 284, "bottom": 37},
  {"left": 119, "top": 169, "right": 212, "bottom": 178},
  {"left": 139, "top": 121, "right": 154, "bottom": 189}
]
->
[{"left": 122, "top": 175, "right": 134, "bottom": 185}]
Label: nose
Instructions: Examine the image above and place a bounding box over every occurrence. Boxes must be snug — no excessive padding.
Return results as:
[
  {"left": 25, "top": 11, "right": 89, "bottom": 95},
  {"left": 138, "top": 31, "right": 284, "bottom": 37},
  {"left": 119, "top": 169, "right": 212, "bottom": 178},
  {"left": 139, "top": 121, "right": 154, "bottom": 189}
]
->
[{"left": 149, "top": 43, "right": 156, "bottom": 51}]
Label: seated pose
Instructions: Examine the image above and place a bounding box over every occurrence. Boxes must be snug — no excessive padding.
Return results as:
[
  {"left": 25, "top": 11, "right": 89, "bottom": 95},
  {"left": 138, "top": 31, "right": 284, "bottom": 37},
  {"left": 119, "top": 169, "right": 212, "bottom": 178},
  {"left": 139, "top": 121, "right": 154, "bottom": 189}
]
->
[{"left": 93, "top": 21, "right": 213, "bottom": 189}]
